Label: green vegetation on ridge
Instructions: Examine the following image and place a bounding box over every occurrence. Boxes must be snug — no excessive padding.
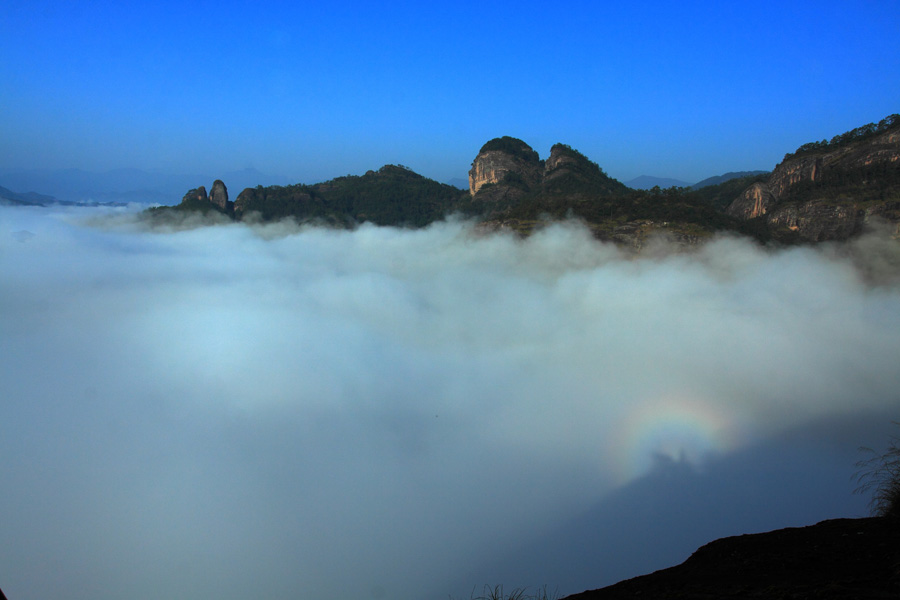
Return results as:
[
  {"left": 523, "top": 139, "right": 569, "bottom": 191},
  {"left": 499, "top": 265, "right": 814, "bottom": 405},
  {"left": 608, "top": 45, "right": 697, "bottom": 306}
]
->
[
  {"left": 779, "top": 161, "right": 900, "bottom": 208},
  {"left": 479, "top": 136, "right": 541, "bottom": 163},
  {"left": 542, "top": 143, "right": 628, "bottom": 197},
  {"left": 784, "top": 114, "right": 900, "bottom": 160},
  {"left": 310, "top": 164, "right": 466, "bottom": 226}
]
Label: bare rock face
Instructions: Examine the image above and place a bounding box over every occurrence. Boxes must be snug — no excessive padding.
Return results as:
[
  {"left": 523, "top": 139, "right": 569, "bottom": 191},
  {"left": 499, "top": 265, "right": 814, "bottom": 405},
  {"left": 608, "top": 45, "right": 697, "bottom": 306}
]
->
[
  {"left": 765, "top": 200, "right": 900, "bottom": 242},
  {"left": 181, "top": 186, "right": 208, "bottom": 204},
  {"left": 767, "top": 155, "right": 824, "bottom": 199},
  {"left": 766, "top": 202, "right": 863, "bottom": 241},
  {"left": 542, "top": 143, "right": 589, "bottom": 188},
  {"left": 725, "top": 124, "right": 900, "bottom": 240},
  {"left": 725, "top": 182, "right": 776, "bottom": 219},
  {"left": 763, "top": 130, "right": 900, "bottom": 200},
  {"left": 543, "top": 143, "right": 581, "bottom": 178},
  {"left": 178, "top": 182, "right": 234, "bottom": 215},
  {"left": 209, "top": 179, "right": 229, "bottom": 210},
  {"left": 468, "top": 136, "right": 542, "bottom": 196},
  {"left": 865, "top": 201, "right": 900, "bottom": 236},
  {"left": 233, "top": 189, "right": 250, "bottom": 218}
]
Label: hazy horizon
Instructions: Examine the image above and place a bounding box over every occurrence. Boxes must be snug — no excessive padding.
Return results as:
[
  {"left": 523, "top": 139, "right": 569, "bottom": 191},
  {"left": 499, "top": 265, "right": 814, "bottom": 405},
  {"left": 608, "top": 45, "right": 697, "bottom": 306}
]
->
[{"left": 2, "top": 204, "right": 900, "bottom": 599}]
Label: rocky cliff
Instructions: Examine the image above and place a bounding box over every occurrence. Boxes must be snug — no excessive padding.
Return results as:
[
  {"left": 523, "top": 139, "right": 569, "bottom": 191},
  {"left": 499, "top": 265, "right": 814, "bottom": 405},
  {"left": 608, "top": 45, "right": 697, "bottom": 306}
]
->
[
  {"left": 466, "top": 138, "right": 730, "bottom": 246},
  {"left": 176, "top": 182, "right": 234, "bottom": 216},
  {"left": 181, "top": 185, "right": 208, "bottom": 204},
  {"left": 467, "top": 138, "right": 629, "bottom": 217},
  {"left": 467, "top": 136, "right": 543, "bottom": 209},
  {"left": 540, "top": 143, "right": 628, "bottom": 197},
  {"left": 725, "top": 182, "right": 775, "bottom": 219},
  {"left": 543, "top": 143, "right": 581, "bottom": 180},
  {"left": 766, "top": 129, "right": 900, "bottom": 200},
  {"left": 726, "top": 115, "right": 900, "bottom": 241},
  {"left": 209, "top": 179, "right": 230, "bottom": 210}
]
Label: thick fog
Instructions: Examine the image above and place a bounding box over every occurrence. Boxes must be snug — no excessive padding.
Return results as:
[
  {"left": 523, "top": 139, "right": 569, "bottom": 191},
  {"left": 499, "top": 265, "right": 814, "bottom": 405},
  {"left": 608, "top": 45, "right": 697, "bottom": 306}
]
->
[{"left": 2, "top": 205, "right": 899, "bottom": 600}]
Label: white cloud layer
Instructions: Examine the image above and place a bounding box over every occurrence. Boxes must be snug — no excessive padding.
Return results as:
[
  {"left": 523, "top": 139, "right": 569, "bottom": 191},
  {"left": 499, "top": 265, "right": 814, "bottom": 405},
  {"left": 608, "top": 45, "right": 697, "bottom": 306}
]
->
[{"left": 2, "top": 206, "right": 899, "bottom": 599}]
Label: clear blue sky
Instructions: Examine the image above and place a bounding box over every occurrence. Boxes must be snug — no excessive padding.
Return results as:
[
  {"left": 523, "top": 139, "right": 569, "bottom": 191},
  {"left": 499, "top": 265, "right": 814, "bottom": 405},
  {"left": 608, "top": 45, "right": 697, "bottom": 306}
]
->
[{"left": 2, "top": 0, "right": 898, "bottom": 184}]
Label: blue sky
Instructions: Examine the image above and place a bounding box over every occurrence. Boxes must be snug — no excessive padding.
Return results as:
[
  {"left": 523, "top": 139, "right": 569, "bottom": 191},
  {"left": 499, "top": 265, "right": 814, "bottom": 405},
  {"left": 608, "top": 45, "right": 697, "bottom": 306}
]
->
[{"left": 2, "top": 0, "right": 898, "bottom": 185}]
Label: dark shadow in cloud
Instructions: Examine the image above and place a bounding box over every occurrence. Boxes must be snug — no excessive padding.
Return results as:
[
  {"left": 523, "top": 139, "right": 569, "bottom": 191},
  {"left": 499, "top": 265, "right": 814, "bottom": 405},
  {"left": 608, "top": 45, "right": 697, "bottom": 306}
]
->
[{"left": 451, "top": 410, "right": 896, "bottom": 599}]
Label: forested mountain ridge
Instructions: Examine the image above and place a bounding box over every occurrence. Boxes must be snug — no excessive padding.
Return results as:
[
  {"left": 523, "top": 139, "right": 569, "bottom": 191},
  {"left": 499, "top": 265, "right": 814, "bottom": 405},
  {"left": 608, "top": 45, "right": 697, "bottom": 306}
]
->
[
  {"left": 150, "top": 165, "right": 467, "bottom": 227},
  {"left": 232, "top": 165, "right": 466, "bottom": 227},
  {"left": 150, "top": 114, "right": 900, "bottom": 246}
]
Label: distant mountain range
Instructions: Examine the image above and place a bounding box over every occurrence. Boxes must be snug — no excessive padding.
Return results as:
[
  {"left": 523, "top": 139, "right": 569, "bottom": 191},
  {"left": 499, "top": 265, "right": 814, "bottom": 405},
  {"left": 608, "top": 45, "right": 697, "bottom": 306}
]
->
[
  {"left": 0, "top": 185, "right": 56, "bottom": 206},
  {"left": 0, "top": 184, "right": 130, "bottom": 208},
  {"left": 446, "top": 177, "right": 469, "bottom": 190},
  {"left": 624, "top": 175, "right": 692, "bottom": 189},
  {"left": 691, "top": 171, "right": 769, "bottom": 189},
  {"left": 624, "top": 172, "right": 769, "bottom": 190}
]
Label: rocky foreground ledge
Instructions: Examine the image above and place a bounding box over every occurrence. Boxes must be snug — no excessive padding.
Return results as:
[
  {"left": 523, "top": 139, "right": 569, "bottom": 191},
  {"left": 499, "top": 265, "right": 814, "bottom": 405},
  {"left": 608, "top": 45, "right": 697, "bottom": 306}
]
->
[{"left": 563, "top": 517, "right": 900, "bottom": 599}]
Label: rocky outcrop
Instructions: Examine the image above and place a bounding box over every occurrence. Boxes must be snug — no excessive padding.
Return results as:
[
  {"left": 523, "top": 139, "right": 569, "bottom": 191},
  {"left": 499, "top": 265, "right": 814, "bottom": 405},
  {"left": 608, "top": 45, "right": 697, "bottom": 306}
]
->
[
  {"left": 865, "top": 201, "right": 900, "bottom": 236},
  {"left": 764, "top": 200, "right": 900, "bottom": 242},
  {"left": 209, "top": 179, "right": 229, "bottom": 210},
  {"left": 752, "top": 127, "right": 900, "bottom": 207},
  {"left": 767, "top": 156, "right": 824, "bottom": 199},
  {"left": 725, "top": 119, "right": 900, "bottom": 240},
  {"left": 766, "top": 202, "right": 863, "bottom": 241},
  {"left": 725, "top": 182, "right": 776, "bottom": 219},
  {"left": 468, "top": 136, "right": 542, "bottom": 196},
  {"left": 181, "top": 186, "right": 208, "bottom": 204},
  {"left": 543, "top": 143, "right": 582, "bottom": 180},
  {"left": 763, "top": 129, "right": 900, "bottom": 201},
  {"left": 541, "top": 143, "right": 628, "bottom": 196},
  {"left": 178, "top": 182, "right": 234, "bottom": 215},
  {"left": 467, "top": 139, "right": 627, "bottom": 218}
]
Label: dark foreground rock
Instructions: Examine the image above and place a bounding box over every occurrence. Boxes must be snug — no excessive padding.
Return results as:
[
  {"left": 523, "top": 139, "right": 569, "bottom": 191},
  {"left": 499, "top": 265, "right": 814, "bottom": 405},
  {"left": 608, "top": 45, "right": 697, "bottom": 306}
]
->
[{"left": 564, "top": 517, "right": 900, "bottom": 599}]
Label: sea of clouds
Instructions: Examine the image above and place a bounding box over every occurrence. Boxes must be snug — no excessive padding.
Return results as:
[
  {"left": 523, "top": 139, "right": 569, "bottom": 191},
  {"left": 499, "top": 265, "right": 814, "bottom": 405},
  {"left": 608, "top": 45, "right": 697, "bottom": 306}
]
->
[{"left": 2, "top": 205, "right": 899, "bottom": 600}]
